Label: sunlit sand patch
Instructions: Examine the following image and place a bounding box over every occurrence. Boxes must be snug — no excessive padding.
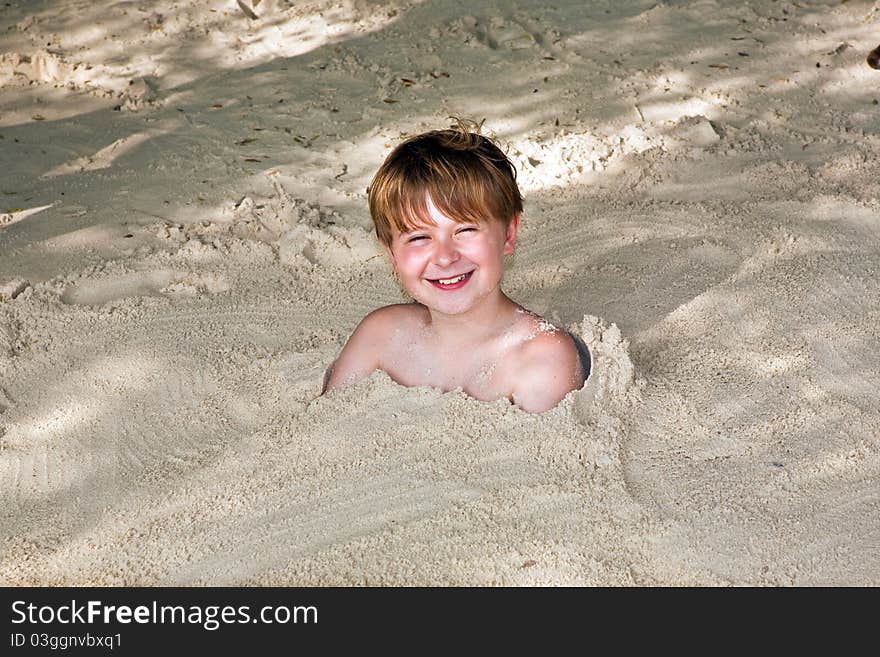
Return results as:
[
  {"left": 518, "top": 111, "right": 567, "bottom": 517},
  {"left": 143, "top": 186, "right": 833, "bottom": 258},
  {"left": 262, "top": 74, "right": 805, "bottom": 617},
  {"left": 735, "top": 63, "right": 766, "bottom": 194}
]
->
[
  {"left": 0, "top": 48, "right": 121, "bottom": 87},
  {"left": 0, "top": 204, "right": 54, "bottom": 229},
  {"left": 508, "top": 127, "right": 659, "bottom": 191},
  {"left": 41, "top": 126, "right": 176, "bottom": 179}
]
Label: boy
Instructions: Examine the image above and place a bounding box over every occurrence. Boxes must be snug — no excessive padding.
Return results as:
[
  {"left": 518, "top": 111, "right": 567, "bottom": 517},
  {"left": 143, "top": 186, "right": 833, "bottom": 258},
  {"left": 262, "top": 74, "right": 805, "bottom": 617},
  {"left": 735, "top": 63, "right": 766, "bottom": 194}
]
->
[{"left": 322, "top": 124, "right": 587, "bottom": 413}]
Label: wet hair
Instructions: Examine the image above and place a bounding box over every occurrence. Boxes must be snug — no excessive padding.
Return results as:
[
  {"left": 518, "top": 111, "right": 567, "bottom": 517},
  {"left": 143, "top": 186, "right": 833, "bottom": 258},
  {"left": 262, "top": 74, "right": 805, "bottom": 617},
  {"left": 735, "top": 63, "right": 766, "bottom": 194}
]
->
[{"left": 367, "top": 119, "right": 524, "bottom": 245}]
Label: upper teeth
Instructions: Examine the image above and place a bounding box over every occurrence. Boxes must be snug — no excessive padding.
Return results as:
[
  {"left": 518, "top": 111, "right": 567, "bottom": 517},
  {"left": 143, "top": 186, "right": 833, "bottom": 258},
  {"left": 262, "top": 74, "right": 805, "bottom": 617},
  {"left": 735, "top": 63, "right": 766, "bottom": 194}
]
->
[{"left": 437, "top": 273, "right": 467, "bottom": 285}]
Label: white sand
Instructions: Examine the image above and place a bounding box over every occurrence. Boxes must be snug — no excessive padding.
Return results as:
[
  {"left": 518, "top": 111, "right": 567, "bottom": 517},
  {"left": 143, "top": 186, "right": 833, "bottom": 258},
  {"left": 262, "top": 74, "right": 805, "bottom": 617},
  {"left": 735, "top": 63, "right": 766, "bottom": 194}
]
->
[{"left": 1, "top": 0, "right": 878, "bottom": 585}]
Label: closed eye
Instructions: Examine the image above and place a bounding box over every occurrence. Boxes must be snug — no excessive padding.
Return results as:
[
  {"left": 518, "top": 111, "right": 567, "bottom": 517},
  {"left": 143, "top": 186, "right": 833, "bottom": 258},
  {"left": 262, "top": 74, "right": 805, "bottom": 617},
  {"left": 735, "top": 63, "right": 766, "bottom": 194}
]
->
[
  {"left": 457, "top": 226, "right": 478, "bottom": 234},
  {"left": 407, "top": 235, "right": 429, "bottom": 243}
]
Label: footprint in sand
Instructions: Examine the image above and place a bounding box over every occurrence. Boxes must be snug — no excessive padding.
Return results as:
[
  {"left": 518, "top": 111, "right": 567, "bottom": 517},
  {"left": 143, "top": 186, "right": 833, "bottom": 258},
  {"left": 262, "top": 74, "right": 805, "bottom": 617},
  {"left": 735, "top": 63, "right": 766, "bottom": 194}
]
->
[
  {"left": 0, "top": 51, "right": 118, "bottom": 98},
  {"left": 462, "top": 15, "right": 526, "bottom": 50},
  {"left": 458, "top": 13, "right": 558, "bottom": 53},
  {"left": 0, "top": 51, "right": 80, "bottom": 87}
]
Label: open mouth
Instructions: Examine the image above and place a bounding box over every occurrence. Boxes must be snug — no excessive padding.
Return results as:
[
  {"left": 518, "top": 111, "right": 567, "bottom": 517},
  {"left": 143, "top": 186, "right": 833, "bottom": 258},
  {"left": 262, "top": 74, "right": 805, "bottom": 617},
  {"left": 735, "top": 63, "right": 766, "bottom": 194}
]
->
[{"left": 427, "top": 270, "right": 474, "bottom": 290}]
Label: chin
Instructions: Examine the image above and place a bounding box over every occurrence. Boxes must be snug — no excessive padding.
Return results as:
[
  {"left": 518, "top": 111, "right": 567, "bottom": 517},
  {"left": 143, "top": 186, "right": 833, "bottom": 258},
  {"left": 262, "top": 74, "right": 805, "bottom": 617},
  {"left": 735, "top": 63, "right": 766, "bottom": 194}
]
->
[
  {"left": 428, "top": 301, "right": 474, "bottom": 316},
  {"left": 428, "top": 288, "right": 493, "bottom": 316},
  {"left": 406, "top": 289, "right": 468, "bottom": 316}
]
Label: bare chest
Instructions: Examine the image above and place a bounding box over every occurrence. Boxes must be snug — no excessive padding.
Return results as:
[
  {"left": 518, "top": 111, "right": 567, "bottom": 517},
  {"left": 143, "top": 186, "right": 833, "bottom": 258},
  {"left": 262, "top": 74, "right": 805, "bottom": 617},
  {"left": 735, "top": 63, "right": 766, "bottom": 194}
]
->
[{"left": 381, "top": 339, "right": 515, "bottom": 402}]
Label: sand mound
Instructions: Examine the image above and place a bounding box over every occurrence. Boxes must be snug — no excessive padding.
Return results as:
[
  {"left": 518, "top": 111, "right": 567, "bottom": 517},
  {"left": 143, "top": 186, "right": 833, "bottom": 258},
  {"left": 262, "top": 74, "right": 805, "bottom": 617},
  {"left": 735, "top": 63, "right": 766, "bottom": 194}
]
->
[
  {"left": 0, "top": 256, "right": 647, "bottom": 584},
  {"left": 0, "top": 195, "right": 643, "bottom": 584},
  {"left": 570, "top": 315, "right": 637, "bottom": 413}
]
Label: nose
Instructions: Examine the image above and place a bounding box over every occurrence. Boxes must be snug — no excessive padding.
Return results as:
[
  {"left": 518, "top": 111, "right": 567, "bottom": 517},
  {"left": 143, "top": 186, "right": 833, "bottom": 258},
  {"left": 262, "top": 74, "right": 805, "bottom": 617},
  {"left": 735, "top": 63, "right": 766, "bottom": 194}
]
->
[{"left": 431, "top": 236, "right": 460, "bottom": 268}]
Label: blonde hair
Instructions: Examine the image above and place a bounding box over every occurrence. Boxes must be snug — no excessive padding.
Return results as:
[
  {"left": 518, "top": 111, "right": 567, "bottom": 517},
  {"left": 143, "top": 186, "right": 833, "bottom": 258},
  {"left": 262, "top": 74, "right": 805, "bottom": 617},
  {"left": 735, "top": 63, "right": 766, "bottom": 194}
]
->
[{"left": 367, "top": 120, "right": 524, "bottom": 245}]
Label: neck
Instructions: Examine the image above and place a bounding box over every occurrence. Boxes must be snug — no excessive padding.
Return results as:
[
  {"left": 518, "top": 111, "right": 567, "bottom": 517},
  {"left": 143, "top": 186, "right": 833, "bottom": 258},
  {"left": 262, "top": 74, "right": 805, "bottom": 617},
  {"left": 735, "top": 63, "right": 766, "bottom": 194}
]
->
[{"left": 423, "top": 289, "right": 519, "bottom": 345}]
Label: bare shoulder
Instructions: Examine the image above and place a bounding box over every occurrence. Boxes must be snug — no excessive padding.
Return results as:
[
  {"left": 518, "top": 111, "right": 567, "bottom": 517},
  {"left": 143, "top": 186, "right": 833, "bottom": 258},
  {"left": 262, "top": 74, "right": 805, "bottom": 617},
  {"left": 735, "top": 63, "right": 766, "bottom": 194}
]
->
[
  {"left": 359, "top": 303, "right": 429, "bottom": 340},
  {"left": 370, "top": 302, "right": 428, "bottom": 324},
  {"left": 509, "top": 317, "right": 585, "bottom": 413},
  {"left": 349, "top": 303, "right": 416, "bottom": 332},
  {"left": 323, "top": 304, "right": 424, "bottom": 393}
]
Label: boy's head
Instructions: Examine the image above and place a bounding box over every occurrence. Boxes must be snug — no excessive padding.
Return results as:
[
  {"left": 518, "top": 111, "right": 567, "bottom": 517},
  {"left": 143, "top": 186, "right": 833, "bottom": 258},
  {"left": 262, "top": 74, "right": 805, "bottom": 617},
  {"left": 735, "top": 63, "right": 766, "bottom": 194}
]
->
[{"left": 367, "top": 122, "right": 524, "bottom": 246}]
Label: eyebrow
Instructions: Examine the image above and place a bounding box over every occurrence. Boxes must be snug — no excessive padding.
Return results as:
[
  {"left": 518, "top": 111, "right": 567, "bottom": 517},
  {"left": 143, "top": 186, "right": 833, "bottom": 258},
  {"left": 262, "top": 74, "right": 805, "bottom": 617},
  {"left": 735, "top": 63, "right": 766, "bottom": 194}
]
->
[{"left": 398, "top": 221, "right": 435, "bottom": 234}]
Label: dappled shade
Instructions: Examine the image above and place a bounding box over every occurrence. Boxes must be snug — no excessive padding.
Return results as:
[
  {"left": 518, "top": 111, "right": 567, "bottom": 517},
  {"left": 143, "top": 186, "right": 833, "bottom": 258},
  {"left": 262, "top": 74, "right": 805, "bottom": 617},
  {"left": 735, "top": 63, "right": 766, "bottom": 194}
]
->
[{"left": 1, "top": 0, "right": 879, "bottom": 585}]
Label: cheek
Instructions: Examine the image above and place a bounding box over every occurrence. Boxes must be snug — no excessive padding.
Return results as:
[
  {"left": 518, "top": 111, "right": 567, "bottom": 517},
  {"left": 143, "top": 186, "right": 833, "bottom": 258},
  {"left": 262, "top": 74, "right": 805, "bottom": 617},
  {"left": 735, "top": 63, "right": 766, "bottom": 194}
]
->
[
  {"left": 463, "top": 240, "right": 503, "bottom": 266},
  {"left": 396, "top": 251, "right": 437, "bottom": 285},
  {"left": 397, "top": 250, "right": 428, "bottom": 273}
]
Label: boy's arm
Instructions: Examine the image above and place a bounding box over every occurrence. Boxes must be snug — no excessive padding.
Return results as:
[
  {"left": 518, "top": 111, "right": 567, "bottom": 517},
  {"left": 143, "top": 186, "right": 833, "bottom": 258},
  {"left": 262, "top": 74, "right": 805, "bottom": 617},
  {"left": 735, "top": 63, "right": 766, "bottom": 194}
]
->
[
  {"left": 322, "top": 309, "right": 388, "bottom": 393},
  {"left": 510, "top": 332, "right": 585, "bottom": 413}
]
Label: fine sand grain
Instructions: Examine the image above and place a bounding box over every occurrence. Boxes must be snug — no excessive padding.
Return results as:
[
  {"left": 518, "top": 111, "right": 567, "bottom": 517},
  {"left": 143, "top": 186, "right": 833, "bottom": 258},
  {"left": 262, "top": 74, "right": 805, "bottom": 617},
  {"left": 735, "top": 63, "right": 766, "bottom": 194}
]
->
[{"left": 1, "top": 0, "right": 878, "bottom": 585}]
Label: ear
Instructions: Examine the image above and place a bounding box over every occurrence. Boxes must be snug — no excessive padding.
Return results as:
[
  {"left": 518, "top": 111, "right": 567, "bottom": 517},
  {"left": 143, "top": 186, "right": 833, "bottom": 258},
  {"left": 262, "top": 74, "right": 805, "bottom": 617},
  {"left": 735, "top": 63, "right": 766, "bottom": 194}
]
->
[{"left": 503, "top": 213, "right": 519, "bottom": 256}]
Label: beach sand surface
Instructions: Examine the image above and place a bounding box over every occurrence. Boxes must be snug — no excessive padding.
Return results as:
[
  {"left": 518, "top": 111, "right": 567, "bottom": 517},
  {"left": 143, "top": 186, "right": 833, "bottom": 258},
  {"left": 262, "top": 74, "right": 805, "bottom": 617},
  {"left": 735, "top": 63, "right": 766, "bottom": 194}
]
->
[{"left": 1, "top": 0, "right": 878, "bottom": 585}]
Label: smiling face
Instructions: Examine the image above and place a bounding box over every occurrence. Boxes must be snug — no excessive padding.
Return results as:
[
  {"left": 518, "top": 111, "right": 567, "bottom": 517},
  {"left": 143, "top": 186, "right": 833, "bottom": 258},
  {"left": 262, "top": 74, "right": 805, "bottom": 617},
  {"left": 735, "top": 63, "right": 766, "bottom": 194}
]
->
[{"left": 383, "top": 196, "right": 519, "bottom": 317}]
